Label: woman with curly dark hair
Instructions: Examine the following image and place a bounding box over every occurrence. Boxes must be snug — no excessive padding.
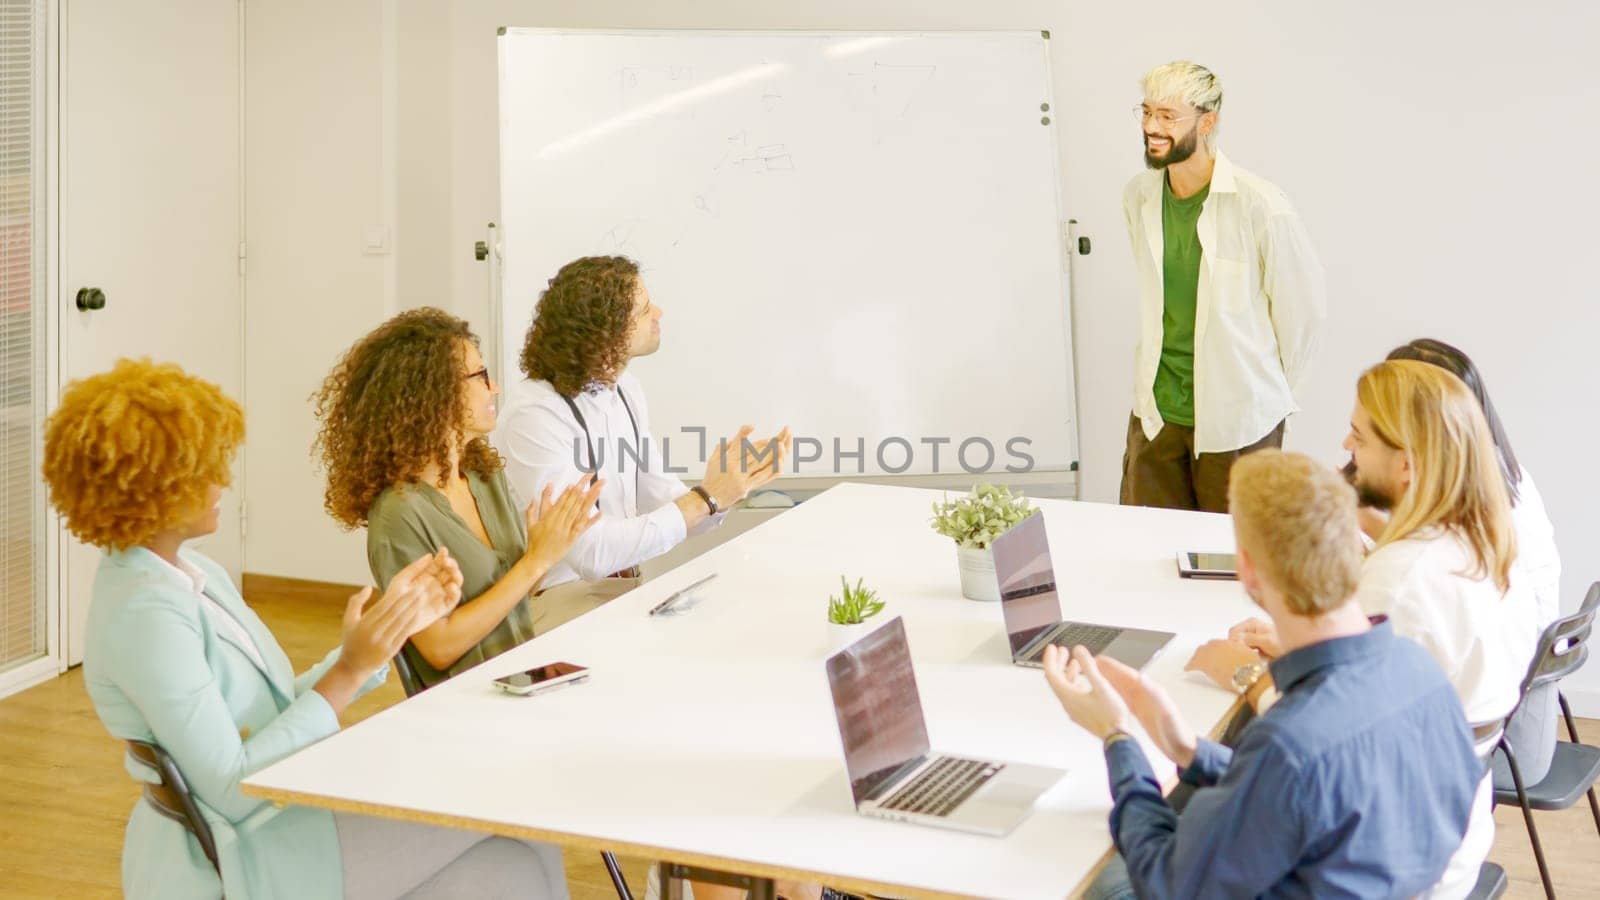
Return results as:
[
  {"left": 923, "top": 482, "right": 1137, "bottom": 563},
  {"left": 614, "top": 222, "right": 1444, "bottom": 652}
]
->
[
  {"left": 45, "top": 358, "right": 569, "bottom": 899},
  {"left": 496, "top": 256, "right": 789, "bottom": 633},
  {"left": 315, "top": 307, "right": 602, "bottom": 691}
]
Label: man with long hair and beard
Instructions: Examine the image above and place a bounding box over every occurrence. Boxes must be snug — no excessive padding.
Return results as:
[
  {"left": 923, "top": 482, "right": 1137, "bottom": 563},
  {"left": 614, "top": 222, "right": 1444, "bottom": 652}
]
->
[{"left": 1119, "top": 61, "right": 1326, "bottom": 513}]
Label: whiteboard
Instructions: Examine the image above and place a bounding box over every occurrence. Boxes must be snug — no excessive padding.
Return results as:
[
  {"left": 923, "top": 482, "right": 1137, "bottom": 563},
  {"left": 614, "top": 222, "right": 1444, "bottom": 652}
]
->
[{"left": 497, "top": 29, "right": 1076, "bottom": 478}]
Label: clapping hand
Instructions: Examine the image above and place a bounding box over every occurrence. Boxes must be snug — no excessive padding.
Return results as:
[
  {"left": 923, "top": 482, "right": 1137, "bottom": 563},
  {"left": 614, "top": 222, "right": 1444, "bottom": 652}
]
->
[
  {"left": 1040, "top": 644, "right": 1136, "bottom": 741},
  {"left": 701, "top": 425, "right": 793, "bottom": 508},
  {"left": 524, "top": 475, "right": 604, "bottom": 570}
]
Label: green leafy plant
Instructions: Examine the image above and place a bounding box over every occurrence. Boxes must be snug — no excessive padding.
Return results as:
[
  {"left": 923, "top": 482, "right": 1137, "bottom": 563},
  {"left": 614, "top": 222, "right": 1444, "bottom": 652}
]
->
[
  {"left": 827, "top": 576, "right": 885, "bottom": 625},
  {"left": 930, "top": 483, "right": 1034, "bottom": 550}
]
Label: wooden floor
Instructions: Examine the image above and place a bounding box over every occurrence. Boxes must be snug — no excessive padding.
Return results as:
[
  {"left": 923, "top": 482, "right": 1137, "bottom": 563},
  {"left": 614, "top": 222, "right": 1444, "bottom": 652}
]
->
[{"left": 1, "top": 575, "right": 1597, "bottom": 899}]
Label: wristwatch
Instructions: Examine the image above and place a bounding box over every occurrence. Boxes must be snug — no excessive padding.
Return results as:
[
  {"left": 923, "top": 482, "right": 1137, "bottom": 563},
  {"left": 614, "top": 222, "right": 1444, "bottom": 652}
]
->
[
  {"left": 1103, "top": 730, "right": 1135, "bottom": 750},
  {"left": 1232, "top": 659, "right": 1268, "bottom": 694},
  {"left": 690, "top": 485, "right": 720, "bottom": 516}
]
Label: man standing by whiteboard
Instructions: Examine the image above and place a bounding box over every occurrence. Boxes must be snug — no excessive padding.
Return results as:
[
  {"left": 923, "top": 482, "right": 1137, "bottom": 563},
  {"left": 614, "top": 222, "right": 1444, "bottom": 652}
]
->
[{"left": 1120, "top": 61, "right": 1325, "bottom": 512}]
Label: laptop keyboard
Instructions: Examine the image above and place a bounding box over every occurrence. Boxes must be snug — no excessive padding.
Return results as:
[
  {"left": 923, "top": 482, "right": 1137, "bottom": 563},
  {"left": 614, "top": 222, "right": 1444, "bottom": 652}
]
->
[
  {"left": 1047, "top": 623, "right": 1121, "bottom": 655},
  {"left": 879, "top": 756, "right": 1003, "bottom": 817}
]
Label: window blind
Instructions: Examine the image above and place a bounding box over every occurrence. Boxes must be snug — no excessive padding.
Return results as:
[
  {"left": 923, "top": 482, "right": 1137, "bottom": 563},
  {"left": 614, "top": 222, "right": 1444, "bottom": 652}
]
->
[{"left": 0, "top": 0, "right": 42, "bottom": 672}]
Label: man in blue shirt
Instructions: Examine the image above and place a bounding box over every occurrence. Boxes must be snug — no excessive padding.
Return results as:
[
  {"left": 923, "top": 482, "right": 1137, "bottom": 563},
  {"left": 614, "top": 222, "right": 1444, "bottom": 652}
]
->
[{"left": 1044, "top": 450, "right": 1482, "bottom": 899}]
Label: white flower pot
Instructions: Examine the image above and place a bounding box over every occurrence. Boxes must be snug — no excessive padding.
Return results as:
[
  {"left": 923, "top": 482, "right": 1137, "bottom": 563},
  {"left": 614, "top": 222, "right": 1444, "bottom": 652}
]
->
[
  {"left": 956, "top": 545, "right": 1000, "bottom": 602},
  {"left": 827, "top": 619, "right": 878, "bottom": 654}
]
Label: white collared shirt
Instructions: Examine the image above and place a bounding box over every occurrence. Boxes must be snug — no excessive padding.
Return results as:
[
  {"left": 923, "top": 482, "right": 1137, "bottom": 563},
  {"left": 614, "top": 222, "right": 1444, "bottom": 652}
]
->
[
  {"left": 494, "top": 371, "right": 721, "bottom": 589},
  {"left": 1123, "top": 151, "right": 1326, "bottom": 454},
  {"left": 147, "top": 550, "right": 268, "bottom": 671}
]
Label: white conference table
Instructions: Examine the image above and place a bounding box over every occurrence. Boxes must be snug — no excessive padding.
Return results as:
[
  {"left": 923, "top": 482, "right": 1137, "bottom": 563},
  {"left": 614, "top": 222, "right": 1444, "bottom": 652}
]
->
[{"left": 244, "top": 482, "right": 1257, "bottom": 899}]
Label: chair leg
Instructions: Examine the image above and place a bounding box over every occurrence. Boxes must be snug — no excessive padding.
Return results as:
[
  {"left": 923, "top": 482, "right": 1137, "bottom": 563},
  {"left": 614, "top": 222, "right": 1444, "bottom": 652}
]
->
[
  {"left": 602, "top": 851, "right": 632, "bottom": 900},
  {"left": 1558, "top": 692, "right": 1581, "bottom": 744},
  {"left": 1556, "top": 692, "right": 1600, "bottom": 838},
  {"left": 1503, "top": 740, "right": 1557, "bottom": 900}
]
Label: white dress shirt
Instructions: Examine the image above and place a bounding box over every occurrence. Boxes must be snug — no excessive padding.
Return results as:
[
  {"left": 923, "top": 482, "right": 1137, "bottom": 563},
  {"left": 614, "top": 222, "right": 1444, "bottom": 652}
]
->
[
  {"left": 1353, "top": 527, "right": 1538, "bottom": 900},
  {"left": 494, "top": 371, "right": 721, "bottom": 590},
  {"left": 1123, "top": 151, "right": 1326, "bottom": 453}
]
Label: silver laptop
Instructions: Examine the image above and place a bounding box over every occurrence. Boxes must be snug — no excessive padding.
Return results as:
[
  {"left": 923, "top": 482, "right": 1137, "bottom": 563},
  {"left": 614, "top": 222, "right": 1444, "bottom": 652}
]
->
[
  {"left": 824, "top": 617, "right": 1065, "bottom": 836},
  {"left": 992, "top": 512, "right": 1174, "bottom": 670}
]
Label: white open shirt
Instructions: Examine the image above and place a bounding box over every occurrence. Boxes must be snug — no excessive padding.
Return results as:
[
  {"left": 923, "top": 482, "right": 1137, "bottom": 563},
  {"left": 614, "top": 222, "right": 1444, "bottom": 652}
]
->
[
  {"left": 494, "top": 372, "right": 722, "bottom": 590},
  {"left": 1123, "top": 151, "right": 1326, "bottom": 453}
]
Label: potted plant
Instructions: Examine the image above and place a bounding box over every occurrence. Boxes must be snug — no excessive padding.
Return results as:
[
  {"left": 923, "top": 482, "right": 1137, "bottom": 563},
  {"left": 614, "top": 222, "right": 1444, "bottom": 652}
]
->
[
  {"left": 827, "top": 576, "right": 886, "bottom": 652},
  {"left": 930, "top": 484, "right": 1034, "bottom": 602}
]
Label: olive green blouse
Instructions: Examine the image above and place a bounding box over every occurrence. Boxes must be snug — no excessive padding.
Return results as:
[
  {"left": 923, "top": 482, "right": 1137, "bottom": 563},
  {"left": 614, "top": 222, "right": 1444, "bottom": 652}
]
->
[{"left": 366, "top": 468, "right": 532, "bottom": 690}]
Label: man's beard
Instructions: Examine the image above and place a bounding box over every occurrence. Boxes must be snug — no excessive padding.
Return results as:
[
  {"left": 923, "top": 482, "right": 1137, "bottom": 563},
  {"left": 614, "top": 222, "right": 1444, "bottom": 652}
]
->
[
  {"left": 1144, "top": 126, "right": 1199, "bottom": 170},
  {"left": 1342, "top": 457, "right": 1395, "bottom": 510}
]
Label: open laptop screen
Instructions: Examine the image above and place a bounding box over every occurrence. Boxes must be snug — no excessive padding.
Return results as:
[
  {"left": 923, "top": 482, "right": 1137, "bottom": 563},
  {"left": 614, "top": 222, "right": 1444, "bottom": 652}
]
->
[
  {"left": 992, "top": 512, "right": 1062, "bottom": 656},
  {"left": 825, "top": 617, "right": 931, "bottom": 805}
]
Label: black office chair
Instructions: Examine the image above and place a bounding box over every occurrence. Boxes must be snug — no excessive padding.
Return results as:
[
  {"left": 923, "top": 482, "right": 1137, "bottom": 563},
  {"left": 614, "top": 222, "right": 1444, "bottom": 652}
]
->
[
  {"left": 126, "top": 739, "right": 222, "bottom": 878},
  {"left": 391, "top": 645, "right": 636, "bottom": 898},
  {"left": 1488, "top": 581, "right": 1600, "bottom": 900}
]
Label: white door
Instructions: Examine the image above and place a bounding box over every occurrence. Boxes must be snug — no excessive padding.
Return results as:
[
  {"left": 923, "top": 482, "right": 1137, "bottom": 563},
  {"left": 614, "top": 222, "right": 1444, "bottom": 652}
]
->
[{"left": 61, "top": 0, "right": 241, "bottom": 664}]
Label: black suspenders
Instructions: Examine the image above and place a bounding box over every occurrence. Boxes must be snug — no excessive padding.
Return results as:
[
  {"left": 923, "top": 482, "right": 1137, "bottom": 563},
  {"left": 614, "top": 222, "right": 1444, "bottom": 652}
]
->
[{"left": 560, "top": 387, "right": 641, "bottom": 510}]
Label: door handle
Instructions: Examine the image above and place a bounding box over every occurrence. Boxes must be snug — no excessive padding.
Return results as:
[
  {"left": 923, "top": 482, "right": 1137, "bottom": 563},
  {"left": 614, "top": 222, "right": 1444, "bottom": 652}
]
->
[{"left": 75, "top": 287, "right": 106, "bottom": 311}]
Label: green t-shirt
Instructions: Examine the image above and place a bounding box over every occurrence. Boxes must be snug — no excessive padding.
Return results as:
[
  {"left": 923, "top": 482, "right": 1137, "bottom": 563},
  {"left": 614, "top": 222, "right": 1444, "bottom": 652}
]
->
[
  {"left": 366, "top": 468, "right": 534, "bottom": 690},
  {"left": 1154, "top": 175, "right": 1211, "bottom": 427}
]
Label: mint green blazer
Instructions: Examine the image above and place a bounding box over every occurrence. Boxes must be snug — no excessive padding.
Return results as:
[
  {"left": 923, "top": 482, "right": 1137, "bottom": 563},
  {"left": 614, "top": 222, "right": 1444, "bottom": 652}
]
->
[{"left": 83, "top": 546, "right": 383, "bottom": 899}]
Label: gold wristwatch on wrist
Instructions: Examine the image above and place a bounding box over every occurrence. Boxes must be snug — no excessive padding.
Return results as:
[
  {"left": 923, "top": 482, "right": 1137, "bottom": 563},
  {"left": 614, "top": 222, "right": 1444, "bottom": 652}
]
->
[{"left": 1231, "top": 659, "right": 1268, "bottom": 695}]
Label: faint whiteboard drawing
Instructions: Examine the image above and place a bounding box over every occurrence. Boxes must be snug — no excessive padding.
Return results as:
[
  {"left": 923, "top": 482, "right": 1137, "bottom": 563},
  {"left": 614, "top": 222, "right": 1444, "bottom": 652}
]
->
[{"left": 594, "top": 219, "right": 687, "bottom": 258}]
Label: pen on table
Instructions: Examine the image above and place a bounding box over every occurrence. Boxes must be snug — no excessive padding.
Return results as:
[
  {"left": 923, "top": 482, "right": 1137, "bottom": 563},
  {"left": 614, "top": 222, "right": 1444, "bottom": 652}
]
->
[{"left": 648, "top": 573, "right": 718, "bottom": 616}]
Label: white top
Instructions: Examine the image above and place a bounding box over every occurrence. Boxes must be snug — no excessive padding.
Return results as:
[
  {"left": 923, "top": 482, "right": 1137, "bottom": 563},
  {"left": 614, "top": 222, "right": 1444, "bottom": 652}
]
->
[
  {"left": 494, "top": 371, "right": 721, "bottom": 588},
  {"left": 148, "top": 550, "right": 268, "bottom": 671},
  {"left": 1353, "top": 528, "right": 1534, "bottom": 726},
  {"left": 1123, "top": 151, "right": 1326, "bottom": 453},
  {"left": 1510, "top": 467, "right": 1562, "bottom": 630},
  {"left": 245, "top": 483, "right": 1253, "bottom": 899}
]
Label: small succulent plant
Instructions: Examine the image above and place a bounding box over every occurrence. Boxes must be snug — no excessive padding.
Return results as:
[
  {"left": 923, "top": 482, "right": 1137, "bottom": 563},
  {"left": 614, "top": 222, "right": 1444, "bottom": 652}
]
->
[
  {"left": 930, "top": 483, "right": 1034, "bottom": 550},
  {"left": 827, "top": 576, "right": 885, "bottom": 625}
]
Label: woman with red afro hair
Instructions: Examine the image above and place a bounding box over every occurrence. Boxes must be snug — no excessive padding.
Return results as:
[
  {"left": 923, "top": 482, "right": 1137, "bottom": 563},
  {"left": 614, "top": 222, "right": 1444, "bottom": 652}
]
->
[{"left": 44, "top": 358, "right": 570, "bottom": 900}]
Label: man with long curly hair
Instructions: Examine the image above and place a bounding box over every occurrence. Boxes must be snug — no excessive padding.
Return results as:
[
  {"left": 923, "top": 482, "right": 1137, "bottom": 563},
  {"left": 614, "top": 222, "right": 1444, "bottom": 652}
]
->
[{"left": 495, "top": 256, "right": 790, "bottom": 630}]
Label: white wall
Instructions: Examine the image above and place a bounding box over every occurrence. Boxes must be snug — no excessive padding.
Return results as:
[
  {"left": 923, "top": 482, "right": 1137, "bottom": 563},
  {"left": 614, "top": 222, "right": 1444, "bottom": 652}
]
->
[
  {"left": 244, "top": 0, "right": 1600, "bottom": 706},
  {"left": 242, "top": 0, "right": 386, "bottom": 585}
]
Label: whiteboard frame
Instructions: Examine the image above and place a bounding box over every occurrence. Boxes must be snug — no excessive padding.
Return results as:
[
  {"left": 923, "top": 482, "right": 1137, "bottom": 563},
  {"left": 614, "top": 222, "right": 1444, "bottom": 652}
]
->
[{"left": 492, "top": 26, "right": 1080, "bottom": 495}]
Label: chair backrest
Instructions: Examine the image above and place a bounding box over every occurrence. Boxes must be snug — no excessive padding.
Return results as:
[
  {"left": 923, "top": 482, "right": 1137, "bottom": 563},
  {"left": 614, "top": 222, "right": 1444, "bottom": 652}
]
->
[
  {"left": 126, "top": 739, "right": 221, "bottom": 876},
  {"left": 392, "top": 643, "right": 427, "bottom": 697},
  {"left": 1519, "top": 581, "right": 1599, "bottom": 697}
]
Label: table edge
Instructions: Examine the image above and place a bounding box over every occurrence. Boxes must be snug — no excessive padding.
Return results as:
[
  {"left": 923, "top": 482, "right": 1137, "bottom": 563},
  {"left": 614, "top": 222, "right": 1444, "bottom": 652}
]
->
[{"left": 241, "top": 781, "right": 984, "bottom": 900}]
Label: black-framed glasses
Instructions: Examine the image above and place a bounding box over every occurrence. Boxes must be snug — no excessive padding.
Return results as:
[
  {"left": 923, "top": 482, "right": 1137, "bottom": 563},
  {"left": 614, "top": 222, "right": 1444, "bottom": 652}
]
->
[{"left": 463, "top": 367, "right": 492, "bottom": 389}]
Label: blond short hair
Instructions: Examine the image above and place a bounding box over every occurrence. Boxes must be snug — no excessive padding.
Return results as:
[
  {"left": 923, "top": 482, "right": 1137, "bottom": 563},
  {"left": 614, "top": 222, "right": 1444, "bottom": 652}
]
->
[
  {"left": 1141, "top": 60, "right": 1223, "bottom": 153},
  {"left": 1229, "top": 450, "right": 1363, "bottom": 616},
  {"left": 1356, "top": 360, "right": 1516, "bottom": 592}
]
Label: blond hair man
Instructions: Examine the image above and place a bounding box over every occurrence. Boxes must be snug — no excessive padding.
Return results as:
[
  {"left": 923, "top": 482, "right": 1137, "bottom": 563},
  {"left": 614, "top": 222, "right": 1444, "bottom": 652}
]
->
[
  {"left": 1207, "top": 360, "right": 1535, "bottom": 898},
  {"left": 1047, "top": 451, "right": 1479, "bottom": 899},
  {"left": 1120, "top": 61, "right": 1325, "bottom": 512}
]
